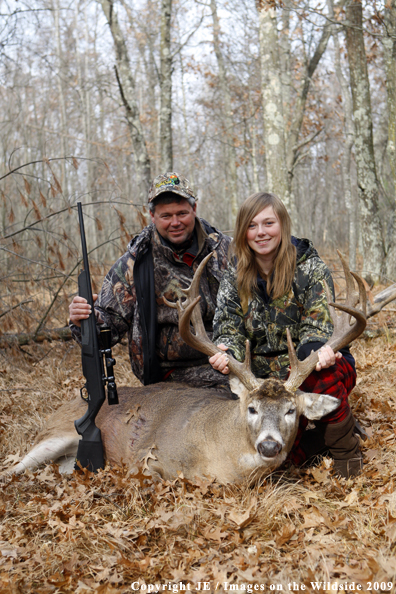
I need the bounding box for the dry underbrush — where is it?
[0,313,396,593]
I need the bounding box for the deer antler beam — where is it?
[284,253,367,393]
[164,252,261,392]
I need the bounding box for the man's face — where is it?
[150,199,197,245]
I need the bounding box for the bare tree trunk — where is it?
[279,1,291,114]
[99,0,151,201]
[345,0,384,281]
[285,23,331,200]
[327,0,357,269]
[249,93,260,193]
[159,0,173,172]
[210,0,238,228]
[383,0,396,280]
[257,3,289,210]
[75,1,97,250]
[384,0,396,195]
[119,0,160,173]
[53,0,68,197]
[179,52,193,183]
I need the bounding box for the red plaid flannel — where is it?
[287,357,357,465]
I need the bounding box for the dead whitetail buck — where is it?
[5,252,369,484]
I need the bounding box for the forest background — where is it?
[1,1,396,590]
[1,0,396,344]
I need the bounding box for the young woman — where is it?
[209,192,362,478]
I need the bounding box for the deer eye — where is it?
[248,406,258,415]
[286,407,296,416]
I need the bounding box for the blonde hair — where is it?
[231,192,296,311]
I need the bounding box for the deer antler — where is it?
[284,250,367,392]
[164,252,262,392]
[165,250,366,395]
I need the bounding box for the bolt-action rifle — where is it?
[74,201,118,472]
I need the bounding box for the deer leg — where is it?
[5,435,79,476]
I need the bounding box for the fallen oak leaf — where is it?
[311,465,331,484]
[385,523,396,542]
[140,445,157,472]
[2,451,22,467]
[275,522,296,547]
[301,508,327,529]
[229,496,257,529]
[336,488,360,508]
[379,492,396,517]
[302,490,320,503]
[228,508,255,529]
[124,404,141,424]
[202,525,228,542]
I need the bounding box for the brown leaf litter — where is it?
[0,313,396,592]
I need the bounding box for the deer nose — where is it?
[257,439,282,458]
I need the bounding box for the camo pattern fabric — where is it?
[213,238,335,380]
[71,218,231,386]
[164,363,232,392]
[147,172,197,203]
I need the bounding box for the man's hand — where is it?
[209,343,230,375]
[315,344,342,371]
[69,294,98,327]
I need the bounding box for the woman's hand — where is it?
[209,343,230,375]
[69,294,98,327]
[315,344,342,371]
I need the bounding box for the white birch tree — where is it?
[159,0,173,172]
[345,0,385,280]
[210,0,239,227]
[327,0,357,269]
[256,1,290,209]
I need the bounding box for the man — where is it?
[69,172,231,388]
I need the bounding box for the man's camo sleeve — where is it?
[94,253,136,346]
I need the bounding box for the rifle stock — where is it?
[74,202,118,472]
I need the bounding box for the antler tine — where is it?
[177,293,261,391]
[351,271,367,317]
[284,253,367,393]
[167,252,261,392]
[337,249,359,308]
[185,252,214,336]
[163,253,213,337]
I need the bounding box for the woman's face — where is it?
[246,205,282,264]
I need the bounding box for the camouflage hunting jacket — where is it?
[71,218,231,385]
[213,238,335,381]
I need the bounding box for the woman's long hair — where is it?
[231,192,296,311]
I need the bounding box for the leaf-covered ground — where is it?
[0,311,396,593]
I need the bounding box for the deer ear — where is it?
[296,391,340,420]
[229,375,248,400]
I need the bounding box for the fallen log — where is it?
[366,284,396,317]
[0,327,72,348]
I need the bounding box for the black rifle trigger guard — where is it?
[80,384,89,402]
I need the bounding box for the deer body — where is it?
[7,380,340,484]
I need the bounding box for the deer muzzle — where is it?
[257,439,283,458]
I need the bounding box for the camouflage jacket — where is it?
[213,238,335,380]
[71,218,231,385]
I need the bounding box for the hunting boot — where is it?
[322,411,363,479]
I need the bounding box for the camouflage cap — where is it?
[147,172,197,203]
